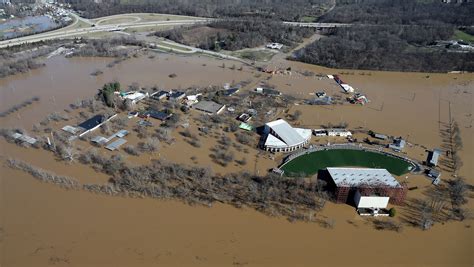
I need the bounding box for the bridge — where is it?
[283,22,349,28]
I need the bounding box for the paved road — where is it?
[0,14,212,48]
[0,10,348,49]
[282,22,348,28]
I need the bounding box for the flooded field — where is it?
[0,53,254,129]
[0,16,59,39]
[1,51,473,266]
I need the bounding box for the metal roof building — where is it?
[326,167,406,205]
[263,119,311,152]
[77,114,117,137]
[145,110,172,121]
[193,101,226,115]
[389,138,406,152]
[427,149,441,166]
[12,133,37,145]
[151,90,168,100]
[105,138,127,151]
[327,167,401,188]
[169,91,186,100]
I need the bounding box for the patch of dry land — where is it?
[0,47,473,266]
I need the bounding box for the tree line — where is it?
[319,0,474,26]
[293,25,474,72]
[153,18,314,51]
[63,0,332,21]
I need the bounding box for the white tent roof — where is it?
[264,134,288,148]
[327,168,401,188]
[265,119,307,147]
[295,128,312,140]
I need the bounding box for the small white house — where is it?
[354,191,390,209]
[185,94,201,106]
[121,91,148,104]
[327,128,352,137]
[354,190,390,217]
[266,43,283,50]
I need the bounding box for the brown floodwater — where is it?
[0,53,254,129]
[1,52,473,266]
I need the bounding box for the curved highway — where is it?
[0,13,212,48]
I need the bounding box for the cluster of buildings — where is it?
[323,167,407,216]
[328,74,355,93]
[313,128,352,137]
[309,91,332,105]
[120,88,227,116]
[61,114,131,151]
[254,87,282,96]
[326,74,370,105]
[62,114,117,138]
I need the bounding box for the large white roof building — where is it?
[327,167,401,188]
[263,119,311,152]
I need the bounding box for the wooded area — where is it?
[153,19,314,51]
[319,0,474,26]
[293,25,474,72]
[64,0,332,21]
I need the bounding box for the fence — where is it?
[278,143,421,173]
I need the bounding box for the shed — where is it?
[91,136,108,145]
[237,113,252,122]
[12,133,37,145]
[62,125,80,135]
[427,149,441,167]
[115,129,129,138]
[374,133,387,140]
[105,138,127,151]
[427,169,441,179]
[151,90,169,100]
[354,190,390,209]
[239,123,253,131]
[389,138,406,152]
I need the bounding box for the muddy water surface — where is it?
[1,53,473,266]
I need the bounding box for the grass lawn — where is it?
[232,49,276,62]
[300,16,316,23]
[281,149,412,177]
[156,41,192,52]
[452,30,474,43]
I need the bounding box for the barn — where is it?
[324,167,407,206]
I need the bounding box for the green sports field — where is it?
[281,149,412,177]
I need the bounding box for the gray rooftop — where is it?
[105,138,127,151]
[193,101,225,114]
[327,167,401,188]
